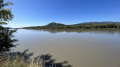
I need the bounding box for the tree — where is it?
[0,0,13,25]
[0,0,16,52]
[0,28,17,52]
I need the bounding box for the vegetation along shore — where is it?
[22,22,120,29]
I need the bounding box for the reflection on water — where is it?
[0,28,72,67]
[14,29,120,67]
[26,28,120,34]
[34,54,72,67]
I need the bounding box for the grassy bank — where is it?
[0,50,72,67]
[1,57,40,67]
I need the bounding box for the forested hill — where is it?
[46,22,65,27]
[23,22,120,29]
[74,22,120,25]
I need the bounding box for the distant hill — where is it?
[74,22,120,25]
[22,22,120,29]
[45,22,65,27]
[45,22,120,26]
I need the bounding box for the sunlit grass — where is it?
[1,57,42,67]
[0,49,71,67]
[0,49,42,67]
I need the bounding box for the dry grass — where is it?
[0,50,71,67]
[0,49,42,67]
[1,57,41,67]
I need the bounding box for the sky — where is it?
[5,0,120,28]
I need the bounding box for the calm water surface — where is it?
[13,29,120,67]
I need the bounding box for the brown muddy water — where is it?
[12,29,120,67]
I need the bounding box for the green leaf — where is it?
[0,22,7,25]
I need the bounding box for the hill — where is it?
[46,22,65,27]
[74,22,120,25]
[22,22,120,29]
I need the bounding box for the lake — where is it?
[13,29,120,67]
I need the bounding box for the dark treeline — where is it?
[23,22,120,29]
[0,28,17,53]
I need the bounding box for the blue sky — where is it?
[6,0,120,28]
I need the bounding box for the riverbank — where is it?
[0,50,72,67]
[22,22,120,29]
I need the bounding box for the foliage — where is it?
[46,22,65,27]
[0,0,13,24]
[0,21,7,25]
[23,22,120,29]
[0,0,15,53]
[0,28,17,52]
